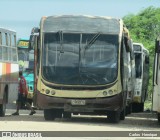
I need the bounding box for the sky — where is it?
[0,0,160,39]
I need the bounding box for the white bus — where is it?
[152,36,160,122]
[0,28,19,116]
[132,43,149,112]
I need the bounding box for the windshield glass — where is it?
[18,48,29,61]
[29,50,34,61]
[135,53,142,78]
[42,32,118,85]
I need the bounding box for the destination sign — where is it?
[18,41,29,47]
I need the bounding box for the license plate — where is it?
[71,100,86,105]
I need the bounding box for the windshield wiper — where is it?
[59,30,64,53]
[84,32,101,51]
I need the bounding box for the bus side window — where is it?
[2,33,6,46]
[2,33,8,61]
[11,34,16,47]
[12,48,17,62]
[8,34,11,61]
[11,34,17,62]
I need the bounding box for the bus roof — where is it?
[133,42,149,54]
[41,15,123,34]
[0,27,16,34]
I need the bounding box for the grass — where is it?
[144,99,152,111]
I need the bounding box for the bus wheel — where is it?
[139,103,144,112]
[44,109,62,120]
[63,112,71,118]
[158,113,160,123]
[0,94,7,117]
[107,111,120,123]
[120,108,126,120]
[126,104,132,115]
[44,109,56,120]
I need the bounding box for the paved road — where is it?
[0,109,159,140]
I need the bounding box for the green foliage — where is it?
[123,6,160,98]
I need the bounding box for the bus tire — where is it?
[63,112,71,118]
[0,93,7,117]
[107,111,120,123]
[44,109,56,121]
[120,108,126,120]
[126,104,132,115]
[139,103,144,112]
[0,104,6,117]
[158,113,160,123]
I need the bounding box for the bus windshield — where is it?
[17,40,29,61]
[42,32,118,85]
[135,53,142,78]
[18,49,29,61]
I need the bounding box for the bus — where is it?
[122,28,135,115]
[0,27,19,116]
[152,36,160,123]
[17,38,29,70]
[29,15,133,123]
[132,43,149,112]
[17,38,34,103]
[126,38,135,115]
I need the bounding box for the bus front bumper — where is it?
[36,91,123,113]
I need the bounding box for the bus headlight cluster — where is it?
[103,90,114,96]
[45,89,56,95]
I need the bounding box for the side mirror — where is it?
[124,37,131,52]
[29,27,39,50]
[29,35,34,50]
[31,27,39,35]
[155,37,160,53]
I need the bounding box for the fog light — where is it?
[45,89,50,94]
[103,91,108,96]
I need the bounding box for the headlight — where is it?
[108,90,113,95]
[51,90,56,95]
[103,91,108,96]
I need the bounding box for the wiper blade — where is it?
[59,30,64,53]
[84,32,101,50]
